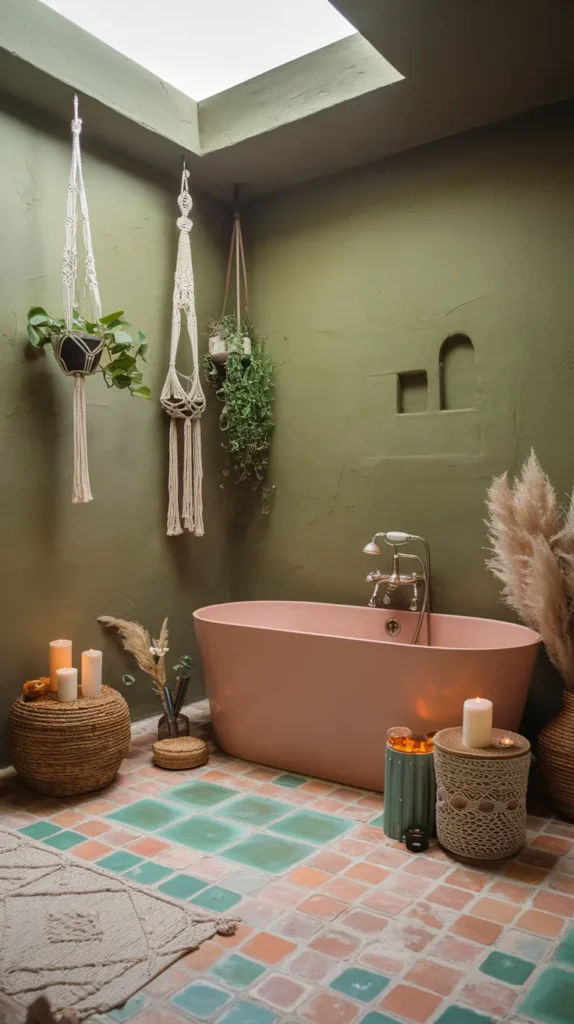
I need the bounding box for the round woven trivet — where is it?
[153,736,209,770]
[9,685,131,797]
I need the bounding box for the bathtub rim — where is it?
[193,600,541,653]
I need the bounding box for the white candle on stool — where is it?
[82,649,102,697]
[56,667,78,703]
[463,697,493,748]
[49,639,72,692]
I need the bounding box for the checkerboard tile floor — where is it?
[2,724,574,1024]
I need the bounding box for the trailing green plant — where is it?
[26,307,150,398]
[204,317,274,492]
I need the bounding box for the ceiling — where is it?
[2,0,574,201]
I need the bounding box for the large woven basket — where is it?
[10,686,131,797]
[538,691,574,820]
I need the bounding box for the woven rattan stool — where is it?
[433,727,531,861]
[153,736,209,770]
[9,685,131,797]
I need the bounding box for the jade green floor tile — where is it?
[554,926,574,967]
[361,1014,402,1024]
[217,795,293,828]
[43,830,84,850]
[123,861,174,885]
[107,993,149,1021]
[218,1002,277,1024]
[269,808,352,844]
[222,833,314,872]
[163,780,236,810]
[520,966,574,1024]
[191,885,242,912]
[158,873,207,899]
[273,774,306,789]
[171,981,231,1020]
[436,1010,493,1024]
[159,815,246,853]
[370,814,385,828]
[480,950,534,985]
[96,851,143,873]
[330,967,390,1003]
[106,798,186,832]
[210,953,266,989]
[19,821,61,839]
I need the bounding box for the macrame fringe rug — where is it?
[0,826,238,1024]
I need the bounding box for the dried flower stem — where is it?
[98,615,170,700]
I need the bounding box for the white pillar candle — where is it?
[56,667,78,703]
[82,649,102,697]
[463,697,493,748]
[49,639,72,693]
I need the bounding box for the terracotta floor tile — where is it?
[309,851,352,874]
[242,931,297,964]
[356,795,385,810]
[154,847,203,869]
[72,840,113,861]
[533,889,574,917]
[310,929,362,959]
[460,979,518,1017]
[366,845,413,869]
[312,798,350,815]
[101,827,140,847]
[427,884,473,911]
[289,866,332,889]
[244,767,279,782]
[331,838,374,858]
[213,922,253,948]
[273,911,322,942]
[530,834,572,856]
[181,940,223,970]
[301,991,360,1024]
[339,907,390,935]
[254,972,308,1009]
[80,798,118,815]
[519,847,559,869]
[73,819,112,837]
[450,914,503,945]
[300,781,334,796]
[361,889,412,916]
[383,873,431,899]
[403,858,450,880]
[345,862,389,885]
[408,901,454,931]
[353,825,388,843]
[515,908,565,936]
[322,876,367,902]
[544,820,574,839]
[550,873,574,895]
[359,944,410,976]
[380,983,442,1023]
[126,836,170,857]
[429,935,483,966]
[298,893,348,921]
[259,883,303,908]
[446,868,489,892]
[288,946,337,978]
[470,896,518,924]
[405,958,463,996]
[331,788,362,803]
[144,963,193,997]
[488,879,532,903]
[191,856,233,881]
[238,898,281,928]
[378,920,435,953]
[504,861,548,886]
[49,810,85,827]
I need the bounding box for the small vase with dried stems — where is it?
[98,616,191,739]
[486,451,574,818]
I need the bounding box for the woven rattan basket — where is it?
[10,685,131,796]
[153,736,209,770]
[538,691,574,820]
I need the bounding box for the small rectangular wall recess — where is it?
[397,370,428,414]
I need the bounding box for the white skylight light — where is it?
[39,0,356,101]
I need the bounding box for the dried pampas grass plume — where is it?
[485,450,574,688]
[98,614,169,696]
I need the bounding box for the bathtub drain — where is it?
[385,618,401,637]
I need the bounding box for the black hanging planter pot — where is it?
[52,333,104,376]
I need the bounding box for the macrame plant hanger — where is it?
[222,185,250,341]
[160,164,206,537]
[60,94,103,503]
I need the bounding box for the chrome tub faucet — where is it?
[363,531,432,645]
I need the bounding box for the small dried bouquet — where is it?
[98,615,192,735]
[485,450,574,688]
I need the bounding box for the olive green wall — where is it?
[0,96,230,761]
[236,102,574,638]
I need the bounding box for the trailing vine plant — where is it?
[204,314,274,502]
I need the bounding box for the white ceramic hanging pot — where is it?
[208,334,228,364]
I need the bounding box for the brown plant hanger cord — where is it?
[205,186,275,506]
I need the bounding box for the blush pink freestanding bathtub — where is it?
[193,601,540,792]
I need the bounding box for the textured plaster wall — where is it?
[236,103,574,671]
[0,96,230,762]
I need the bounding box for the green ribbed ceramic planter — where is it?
[383,742,436,841]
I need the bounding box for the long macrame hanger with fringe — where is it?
[160,162,206,536]
[222,185,250,330]
[62,94,103,503]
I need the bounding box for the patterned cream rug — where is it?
[0,826,238,1024]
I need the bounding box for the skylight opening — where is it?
[39,0,356,101]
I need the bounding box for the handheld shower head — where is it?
[363,531,411,555]
[362,540,381,555]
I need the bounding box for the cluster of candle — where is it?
[49,639,102,703]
